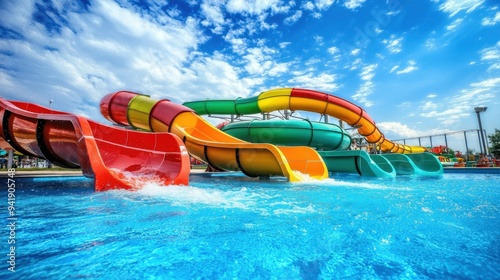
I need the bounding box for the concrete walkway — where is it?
[0,168,208,178]
[0,170,84,178]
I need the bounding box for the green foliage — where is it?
[488,129,500,158]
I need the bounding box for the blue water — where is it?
[1,173,499,279]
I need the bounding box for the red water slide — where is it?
[0,98,190,190]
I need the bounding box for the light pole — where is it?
[49,99,53,108]
[474,106,487,155]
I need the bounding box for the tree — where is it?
[488,129,500,158]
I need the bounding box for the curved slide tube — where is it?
[184,88,427,154]
[100,91,328,182]
[221,119,352,150]
[0,98,190,191]
[382,153,443,176]
[318,150,397,178]
[220,120,402,178]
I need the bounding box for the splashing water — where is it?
[3,173,499,279]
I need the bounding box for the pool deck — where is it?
[443,167,500,174]
[1,167,498,178]
[0,168,207,178]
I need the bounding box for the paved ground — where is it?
[0,168,207,178]
[0,170,84,178]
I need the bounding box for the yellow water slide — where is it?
[258,88,427,153]
[184,88,427,153]
[100,91,328,182]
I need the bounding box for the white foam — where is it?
[136,182,256,209]
[273,204,316,215]
[293,177,413,191]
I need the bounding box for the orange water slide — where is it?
[100,91,328,182]
[258,88,427,153]
[0,98,190,190]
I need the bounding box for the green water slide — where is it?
[184,99,397,178]
[221,119,351,150]
[220,120,400,178]
[382,153,443,176]
[184,97,442,178]
[183,96,261,115]
[318,150,396,178]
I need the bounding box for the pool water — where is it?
[1,173,499,279]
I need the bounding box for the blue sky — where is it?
[1,0,499,153]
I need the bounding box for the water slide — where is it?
[0,98,190,191]
[218,119,399,177]
[183,88,443,176]
[382,153,443,176]
[99,91,329,182]
[318,150,396,178]
[220,119,352,150]
[184,88,426,153]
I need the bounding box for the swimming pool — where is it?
[1,173,499,279]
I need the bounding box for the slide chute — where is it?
[100,91,329,182]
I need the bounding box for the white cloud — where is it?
[470,77,500,88]
[243,47,275,75]
[284,10,303,25]
[303,2,315,10]
[480,41,500,60]
[200,2,227,34]
[268,63,290,76]
[343,0,367,10]
[389,65,399,73]
[446,18,463,31]
[347,58,362,71]
[327,46,341,62]
[417,76,497,126]
[425,38,437,50]
[350,48,361,56]
[0,0,272,120]
[420,101,438,111]
[288,72,338,92]
[314,35,324,46]
[327,46,339,54]
[482,11,500,26]
[438,0,485,17]
[480,41,500,71]
[279,42,291,48]
[360,64,377,80]
[396,60,418,74]
[382,35,403,54]
[300,0,334,18]
[226,0,290,15]
[315,0,335,11]
[377,122,424,138]
[352,64,377,107]
[183,56,260,100]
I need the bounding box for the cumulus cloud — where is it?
[382,35,403,54]
[396,60,418,74]
[343,0,367,10]
[438,0,485,17]
[0,0,272,120]
[481,11,500,25]
[376,122,424,138]
[446,18,463,31]
[328,46,340,54]
[352,64,378,107]
[480,41,500,71]
[418,77,497,126]
[287,72,339,92]
[389,60,418,74]
[284,10,303,25]
[226,0,290,15]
